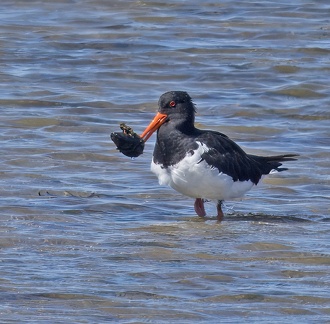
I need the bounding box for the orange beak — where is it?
[140,112,167,142]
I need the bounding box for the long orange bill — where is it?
[140,112,167,142]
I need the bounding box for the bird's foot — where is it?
[194,198,206,217]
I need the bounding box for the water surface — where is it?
[0,0,329,322]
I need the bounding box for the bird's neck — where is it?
[153,119,198,167]
[169,116,196,135]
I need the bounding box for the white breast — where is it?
[151,142,255,201]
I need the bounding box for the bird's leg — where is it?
[216,200,224,222]
[194,198,206,217]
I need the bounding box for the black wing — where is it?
[196,131,266,184]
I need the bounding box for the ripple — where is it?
[271,86,327,98]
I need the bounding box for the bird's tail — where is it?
[249,153,299,174]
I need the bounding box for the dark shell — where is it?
[110,123,145,158]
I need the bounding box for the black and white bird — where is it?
[140,91,298,221]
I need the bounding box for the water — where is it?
[0,0,329,322]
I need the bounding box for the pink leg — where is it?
[217,201,224,222]
[194,198,206,217]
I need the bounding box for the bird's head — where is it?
[141,91,196,142]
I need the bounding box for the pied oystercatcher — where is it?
[140,91,298,221]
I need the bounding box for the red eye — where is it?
[169,101,176,107]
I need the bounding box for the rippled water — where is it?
[1,0,329,322]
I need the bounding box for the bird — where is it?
[140,91,298,221]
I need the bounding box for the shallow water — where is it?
[0,0,329,322]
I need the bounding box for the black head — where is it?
[158,91,196,122]
[141,91,196,142]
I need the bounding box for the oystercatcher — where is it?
[140,91,298,221]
